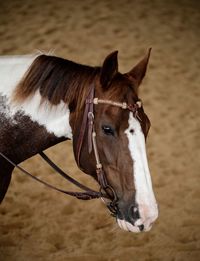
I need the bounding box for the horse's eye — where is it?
[102,125,115,136]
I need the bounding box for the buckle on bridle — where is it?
[88,111,94,121]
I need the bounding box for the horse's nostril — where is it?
[133,208,140,219]
[138,224,144,231]
[128,205,140,221]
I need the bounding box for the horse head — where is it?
[71,50,158,232]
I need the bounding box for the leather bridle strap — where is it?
[93,97,142,119]
[75,84,142,214]
[0,151,103,200]
[39,151,95,192]
[76,83,95,166]
[75,84,111,189]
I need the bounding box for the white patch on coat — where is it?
[124,113,158,232]
[0,55,72,138]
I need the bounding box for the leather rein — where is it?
[0,83,141,216]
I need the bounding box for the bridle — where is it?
[75,83,142,215]
[0,83,142,217]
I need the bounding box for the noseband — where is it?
[76,83,142,216]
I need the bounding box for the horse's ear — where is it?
[126,48,151,91]
[100,50,118,89]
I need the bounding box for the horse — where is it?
[0,50,158,233]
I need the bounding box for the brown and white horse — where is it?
[0,50,158,232]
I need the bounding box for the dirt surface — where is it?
[0,0,200,260]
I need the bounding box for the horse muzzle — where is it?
[116,202,159,233]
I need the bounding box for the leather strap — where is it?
[40,151,99,193]
[75,83,95,166]
[0,152,103,200]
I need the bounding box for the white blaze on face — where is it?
[123,112,158,232]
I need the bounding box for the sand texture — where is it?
[0,0,200,260]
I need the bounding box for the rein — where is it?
[0,151,103,200]
[0,83,142,216]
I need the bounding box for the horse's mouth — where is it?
[117,218,152,233]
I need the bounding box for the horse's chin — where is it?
[117,218,152,233]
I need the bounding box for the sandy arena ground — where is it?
[0,0,200,260]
